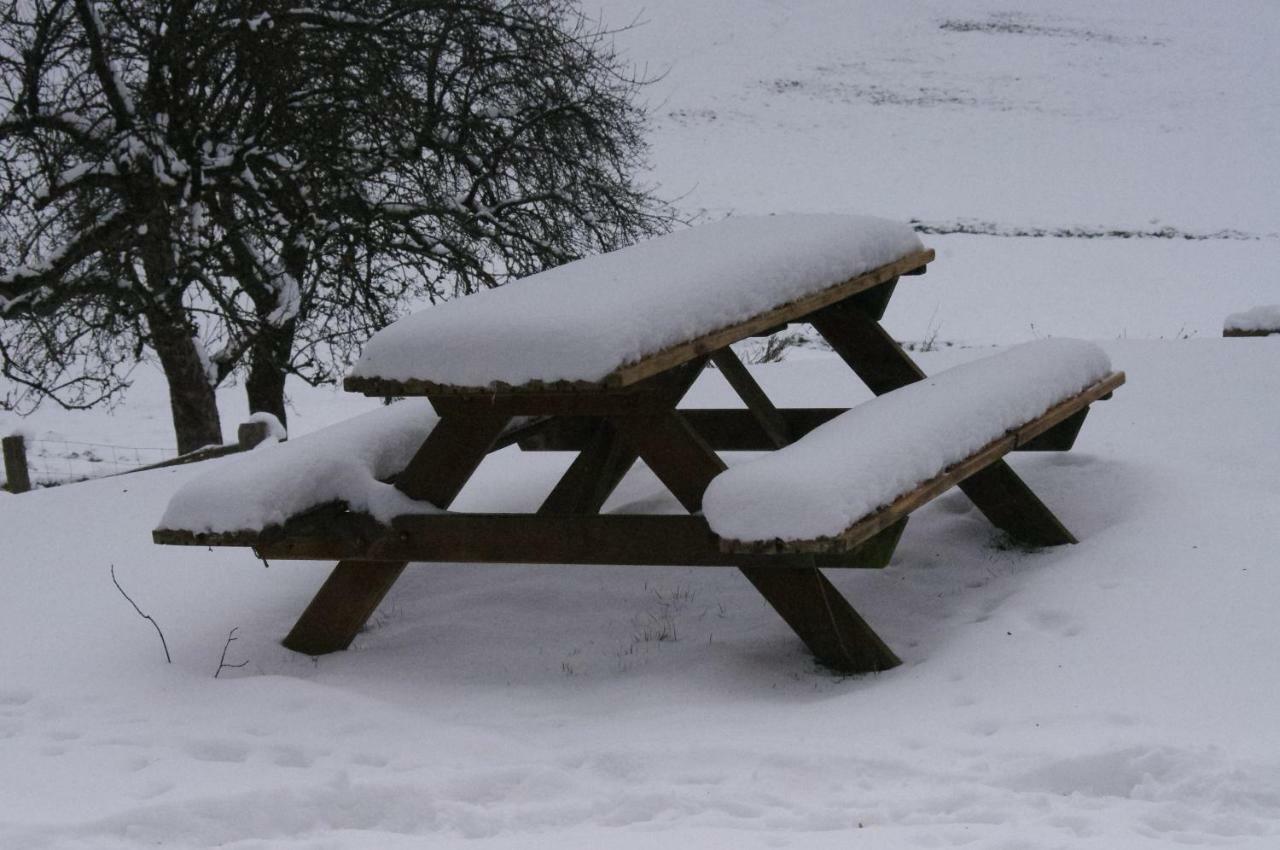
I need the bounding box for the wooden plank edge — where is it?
[155,511,902,569]
[341,249,935,397]
[1223,328,1280,338]
[604,249,935,388]
[718,372,1125,556]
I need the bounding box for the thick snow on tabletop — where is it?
[349,214,924,387]
[157,400,439,534]
[704,339,1113,543]
[1225,304,1280,333]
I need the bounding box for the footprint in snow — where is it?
[0,688,34,707]
[269,745,316,768]
[184,739,251,763]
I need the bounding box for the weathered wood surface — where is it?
[718,372,1125,554]
[343,249,934,398]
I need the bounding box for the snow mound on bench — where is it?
[1224,305,1280,333]
[703,339,1113,543]
[157,400,440,534]
[350,214,924,388]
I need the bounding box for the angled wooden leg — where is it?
[739,567,900,673]
[281,561,409,656]
[611,402,901,674]
[809,298,926,393]
[609,411,724,513]
[538,419,637,515]
[1018,407,1089,451]
[849,276,899,321]
[283,412,510,655]
[709,348,790,448]
[811,299,1077,546]
[958,462,1076,546]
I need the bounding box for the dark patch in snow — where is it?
[764,77,986,110]
[939,15,1163,47]
[910,219,1274,241]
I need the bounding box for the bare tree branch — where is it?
[110,563,171,664]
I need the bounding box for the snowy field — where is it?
[3,1,1280,847]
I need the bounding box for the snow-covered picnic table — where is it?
[155,214,1124,674]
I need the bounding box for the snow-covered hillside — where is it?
[2,1,1279,848]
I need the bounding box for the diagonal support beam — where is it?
[537,419,637,515]
[710,348,790,448]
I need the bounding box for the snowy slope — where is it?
[3,1,1280,847]
[3,340,1280,849]
[590,0,1280,344]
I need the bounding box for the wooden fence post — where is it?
[2,435,32,493]
[237,421,271,450]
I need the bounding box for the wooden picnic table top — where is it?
[345,214,931,396]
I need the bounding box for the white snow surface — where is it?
[1225,304,1280,333]
[4,1,1280,847]
[158,400,439,533]
[5,340,1280,850]
[704,339,1112,542]
[350,214,923,387]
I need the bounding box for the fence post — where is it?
[237,421,271,450]
[2,435,32,493]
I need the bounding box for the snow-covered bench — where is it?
[154,213,1124,675]
[704,339,1123,550]
[1223,306,1280,337]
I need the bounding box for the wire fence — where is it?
[25,438,179,487]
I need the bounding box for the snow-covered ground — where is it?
[3,1,1279,847]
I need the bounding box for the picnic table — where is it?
[155,215,1124,674]
[1223,305,1280,337]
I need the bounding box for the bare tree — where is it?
[1,0,672,446]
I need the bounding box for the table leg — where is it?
[739,567,900,673]
[610,404,902,674]
[282,412,510,655]
[538,420,636,515]
[810,299,1076,547]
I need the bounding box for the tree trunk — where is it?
[245,317,295,430]
[138,220,224,454]
[148,313,224,454]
